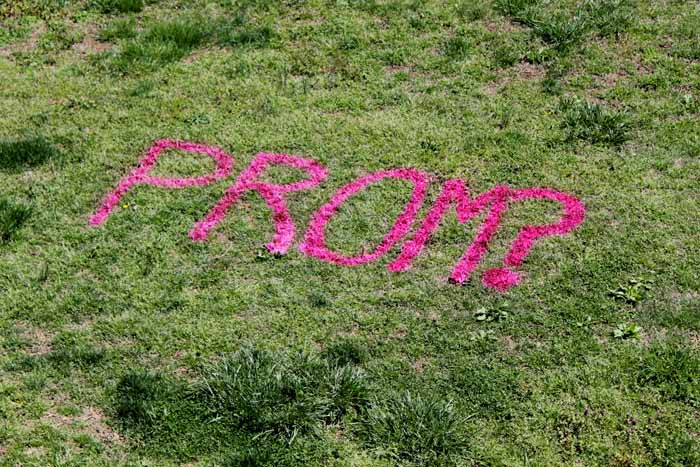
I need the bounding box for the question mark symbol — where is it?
[481,188,586,292]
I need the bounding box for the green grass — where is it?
[215,19,274,48]
[357,392,467,465]
[112,347,370,462]
[0,136,59,172]
[0,198,32,243]
[97,17,138,42]
[494,0,636,59]
[94,0,145,14]
[0,0,699,465]
[96,13,274,73]
[560,98,630,145]
[634,341,700,403]
[103,17,211,72]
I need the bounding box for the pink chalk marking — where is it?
[387,180,512,284]
[90,139,586,292]
[481,187,586,291]
[388,182,586,291]
[89,139,234,226]
[299,168,430,265]
[481,267,520,292]
[189,153,328,254]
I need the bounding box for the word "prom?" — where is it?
[90,139,586,292]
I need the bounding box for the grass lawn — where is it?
[1,0,699,465]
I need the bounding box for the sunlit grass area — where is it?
[1,0,699,465]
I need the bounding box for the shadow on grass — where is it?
[95,13,274,74]
[0,136,60,172]
[93,0,145,14]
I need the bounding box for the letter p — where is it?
[89,139,234,226]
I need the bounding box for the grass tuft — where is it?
[113,347,369,461]
[672,40,700,61]
[442,36,470,59]
[218,443,276,467]
[115,371,178,427]
[451,366,524,417]
[107,17,210,72]
[357,391,467,465]
[321,338,369,366]
[456,2,487,21]
[582,0,636,38]
[127,79,156,97]
[116,40,186,68]
[198,348,368,435]
[144,18,210,50]
[494,0,635,53]
[98,17,138,42]
[493,0,538,17]
[94,0,145,14]
[215,20,274,48]
[528,13,590,51]
[102,13,275,72]
[0,198,31,243]
[47,334,106,370]
[560,98,629,145]
[634,342,700,403]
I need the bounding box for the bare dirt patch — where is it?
[502,335,518,355]
[485,61,546,96]
[72,36,112,54]
[66,318,95,332]
[386,65,411,74]
[600,71,627,88]
[640,327,668,347]
[482,19,526,34]
[390,327,408,340]
[24,446,48,457]
[40,403,123,446]
[14,321,53,356]
[515,62,546,80]
[71,24,112,55]
[184,49,207,64]
[412,357,428,373]
[28,329,53,356]
[0,23,46,58]
[484,80,501,97]
[338,322,361,338]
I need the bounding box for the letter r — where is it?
[189,153,328,254]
